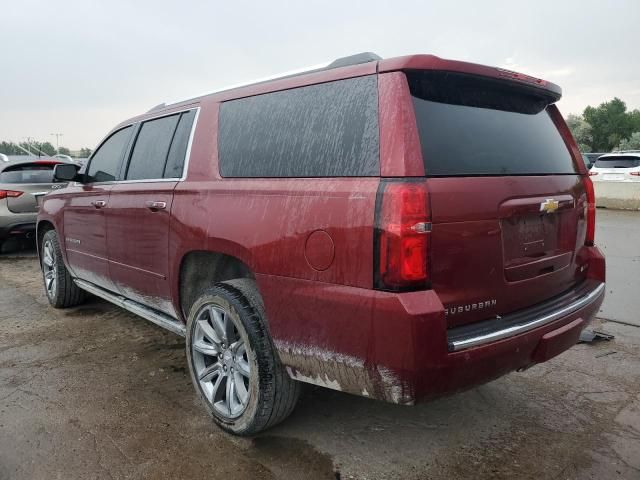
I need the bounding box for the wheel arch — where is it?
[36,220,56,262]
[177,250,256,320]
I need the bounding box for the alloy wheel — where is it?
[191,304,251,419]
[42,240,57,298]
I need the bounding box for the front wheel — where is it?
[41,229,85,308]
[185,279,300,435]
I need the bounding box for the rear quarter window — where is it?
[407,71,577,176]
[218,75,379,177]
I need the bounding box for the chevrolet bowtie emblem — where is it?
[540,198,560,213]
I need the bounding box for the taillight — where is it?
[630,172,640,176]
[374,181,430,291]
[584,176,596,246]
[0,190,23,200]
[589,171,598,176]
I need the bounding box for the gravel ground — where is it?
[0,209,639,479]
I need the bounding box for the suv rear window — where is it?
[407,71,577,176]
[219,75,379,177]
[594,156,640,168]
[0,163,56,183]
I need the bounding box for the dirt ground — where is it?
[1,209,639,480]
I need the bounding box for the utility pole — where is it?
[50,133,63,153]
[22,137,34,156]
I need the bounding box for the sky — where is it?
[1,0,639,150]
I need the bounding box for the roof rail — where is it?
[326,52,382,69]
[147,103,166,113]
[158,52,382,110]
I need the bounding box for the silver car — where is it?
[0,159,66,250]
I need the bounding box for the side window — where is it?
[126,114,180,180]
[164,110,196,178]
[218,75,379,177]
[86,126,133,183]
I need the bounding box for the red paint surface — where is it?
[38,53,606,403]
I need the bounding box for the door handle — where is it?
[145,201,167,211]
[91,200,107,208]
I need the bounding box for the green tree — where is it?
[38,141,56,156]
[79,148,93,157]
[583,98,634,151]
[58,146,71,156]
[629,109,640,133]
[0,141,20,155]
[565,114,593,152]
[617,132,640,151]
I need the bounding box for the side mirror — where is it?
[54,163,81,182]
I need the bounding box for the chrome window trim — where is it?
[81,106,200,187]
[449,282,605,352]
[179,106,200,182]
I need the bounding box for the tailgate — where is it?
[0,162,63,213]
[4,183,54,213]
[428,176,588,327]
[406,70,588,327]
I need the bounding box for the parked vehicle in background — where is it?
[0,159,65,250]
[37,52,606,436]
[583,152,606,169]
[589,151,640,182]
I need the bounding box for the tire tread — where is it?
[42,229,85,308]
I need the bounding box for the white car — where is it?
[590,151,640,182]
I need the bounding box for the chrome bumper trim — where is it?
[450,282,605,352]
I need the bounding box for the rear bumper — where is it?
[447,281,605,352]
[259,246,606,405]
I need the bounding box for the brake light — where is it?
[630,172,640,176]
[584,176,596,246]
[589,171,598,176]
[375,181,430,291]
[0,190,23,200]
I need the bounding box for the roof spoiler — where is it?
[379,54,562,103]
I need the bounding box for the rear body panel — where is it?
[1,172,65,239]
[429,175,588,327]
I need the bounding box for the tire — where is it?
[185,279,300,436]
[41,229,85,308]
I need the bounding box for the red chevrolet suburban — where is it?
[38,52,606,435]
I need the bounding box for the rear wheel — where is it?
[185,279,300,435]
[41,229,85,308]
